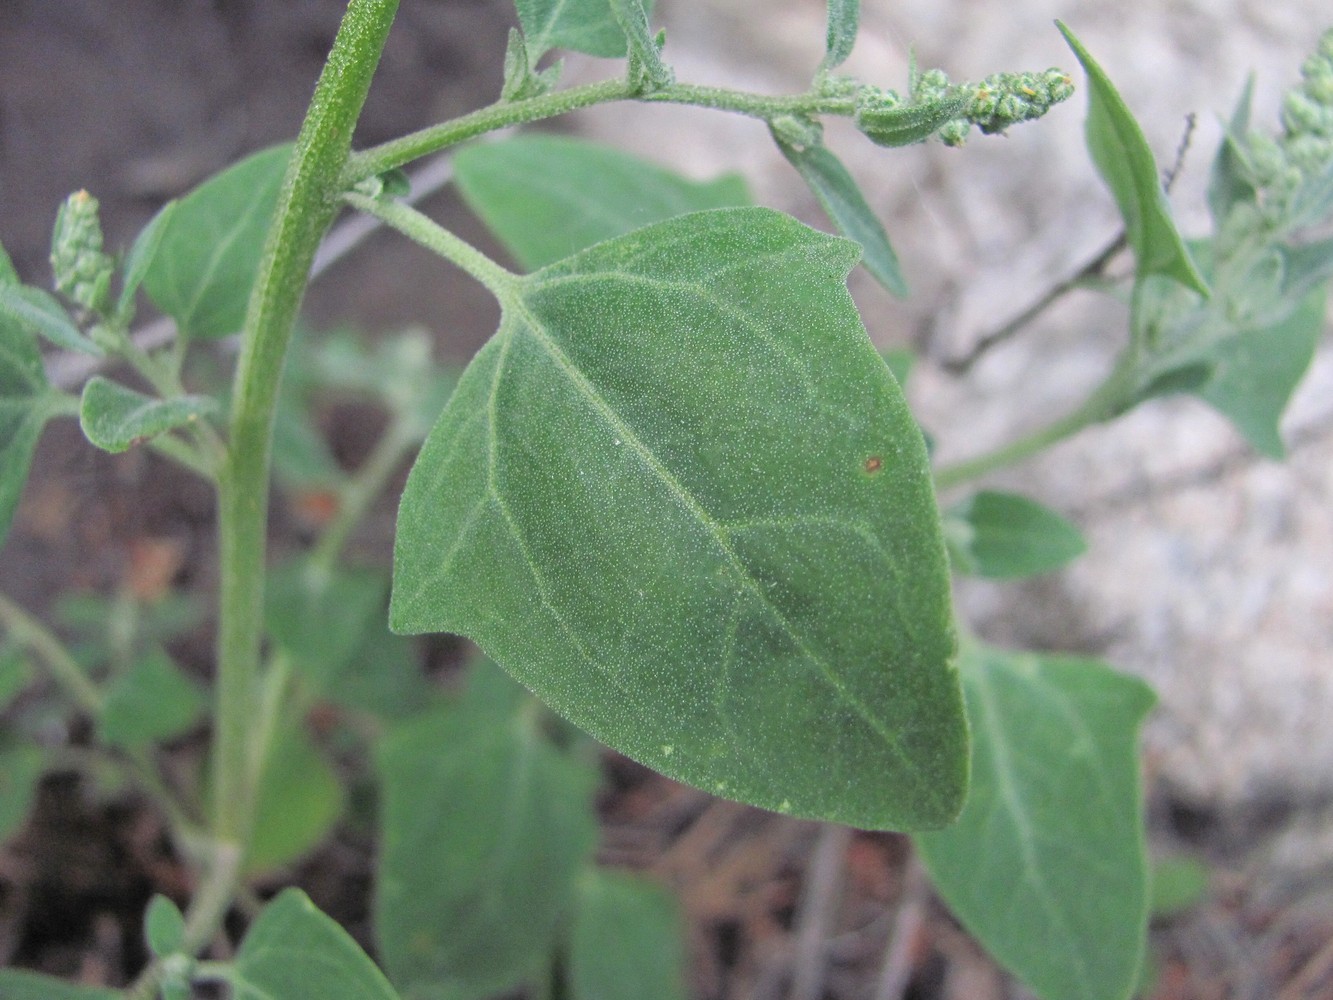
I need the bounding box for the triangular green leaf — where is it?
[142,145,291,338]
[0,970,122,1000]
[915,646,1155,1000]
[1195,285,1324,458]
[78,376,217,454]
[391,207,964,830]
[1058,23,1208,296]
[99,649,206,748]
[516,0,653,60]
[233,889,402,1000]
[0,239,17,285]
[0,317,66,550]
[455,135,749,272]
[821,0,860,71]
[775,137,908,297]
[567,869,688,1000]
[375,662,598,999]
[265,561,388,685]
[945,490,1086,579]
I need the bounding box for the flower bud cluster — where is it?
[849,66,1073,149]
[1242,28,1333,229]
[50,190,114,315]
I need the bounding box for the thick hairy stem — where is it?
[212,0,399,857]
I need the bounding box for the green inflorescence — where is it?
[50,190,115,315]
[1228,28,1333,237]
[851,66,1074,149]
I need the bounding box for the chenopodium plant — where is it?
[0,0,1329,998]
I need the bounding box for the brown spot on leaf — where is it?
[864,456,883,474]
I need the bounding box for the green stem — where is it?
[343,192,517,299]
[213,0,399,855]
[0,591,103,715]
[345,78,633,183]
[308,413,420,575]
[933,363,1137,492]
[344,79,849,183]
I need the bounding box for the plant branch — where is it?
[344,79,853,183]
[933,360,1138,491]
[343,191,517,299]
[213,0,399,855]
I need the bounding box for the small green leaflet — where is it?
[144,894,188,957]
[142,144,291,338]
[568,869,688,1000]
[0,238,16,285]
[945,490,1086,579]
[78,376,217,454]
[774,136,908,297]
[611,0,671,92]
[0,314,71,549]
[821,0,859,71]
[392,207,965,830]
[455,134,750,271]
[375,663,598,999]
[516,0,654,60]
[99,649,206,748]
[1196,286,1324,459]
[915,646,1155,1000]
[232,889,402,1000]
[1057,23,1207,296]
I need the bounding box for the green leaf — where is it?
[568,869,688,1000]
[246,723,344,875]
[78,376,217,454]
[0,970,123,1000]
[0,284,102,355]
[1207,77,1257,227]
[142,145,291,338]
[821,0,859,70]
[265,561,388,686]
[375,662,599,999]
[1195,286,1324,459]
[455,135,750,272]
[1280,234,1333,302]
[118,200,179,317]
[0,317,66,550]
[233,888,402,1000]
[775,137,908,296]
[391,207,964,831]
[1057,23,1208,296]
[945,491,1086,579]
[915,646,1155,1000]
[99,650,206,748]
[516,0,653,60]
[0,743,45,842]
[144,894,187,957]
[265,561,431,719]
